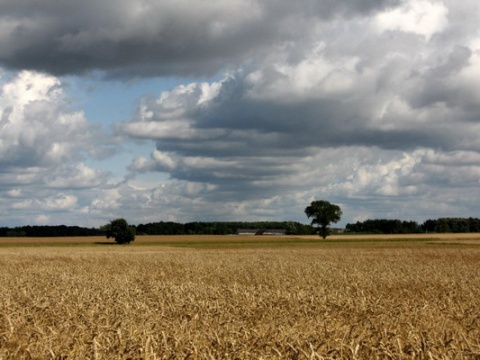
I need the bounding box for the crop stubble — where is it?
[0,240,479,359]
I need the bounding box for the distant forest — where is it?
[346,218,480,234]
[1,217,479,237]
[0,221,314,237]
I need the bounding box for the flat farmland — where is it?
[1,235,479,359]
[2,232,480,247]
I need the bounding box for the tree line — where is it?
[0,221,315,237]
[2,217,480,237]
[135,221,315,235]
[0,225,102,237]
[345,217,480,234]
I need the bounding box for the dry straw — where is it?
[0,242,479,359]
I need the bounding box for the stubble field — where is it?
[0,234,479,359]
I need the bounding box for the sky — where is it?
[1,0,479,228]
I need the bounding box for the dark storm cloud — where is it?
[0,0,399,77]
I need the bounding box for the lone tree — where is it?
[105,218,136,244]
[305,200,342,239]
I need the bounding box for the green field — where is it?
[1,234,479,359]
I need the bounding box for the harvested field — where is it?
[1,236,479,359]
[1,232,480,247]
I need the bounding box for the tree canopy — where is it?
[105,218,136,244]
[305,200,342,239]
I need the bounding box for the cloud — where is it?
[0,0,399,77]
[116,0,480,223]
[1,0,480,227]
[0,71,102,166]
[0,70,115,226]
[374,0,449,39]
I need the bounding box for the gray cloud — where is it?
[116,0,480,223]
[0,0,399,77]
[2,0,480,226]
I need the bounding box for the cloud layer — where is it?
[116,0,480,223]
[0,0,399,77]
[1,0,480,226]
